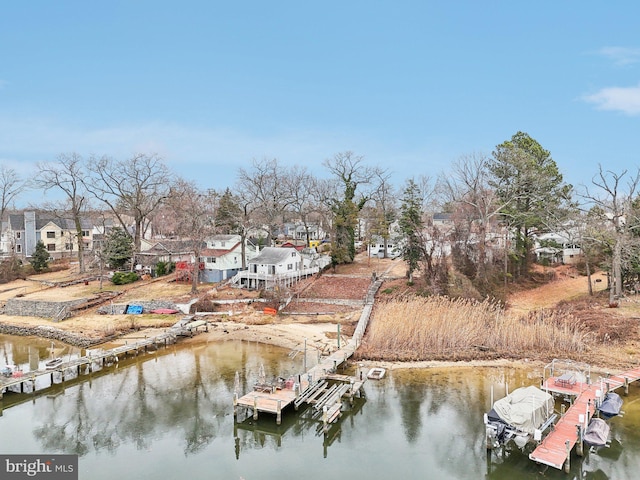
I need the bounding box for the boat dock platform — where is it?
[529,361,640,472]
[234,278,382,428]
[0,319,207,399]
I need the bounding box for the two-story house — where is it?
[199,234,259,282]
[2,211,93,259]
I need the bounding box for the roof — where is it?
[141,240,206,255]
[249,247,297,265]
[7,212,93,231]
[200,242,241,257]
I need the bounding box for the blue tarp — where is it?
[126,305,143,314]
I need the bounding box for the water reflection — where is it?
[1,334,640,480]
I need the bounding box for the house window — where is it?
[234,256,237,263]
[46,231,56,239]
[82,230,89,237]
[221,241,225,247]
[287,263,293,270]
[291,252,296,257]
[47,244,56,252]
[16,245,22,253]
[16,232,21,239]
[83,242,90,249]
[65,243,73,250]
[208,257,216,263]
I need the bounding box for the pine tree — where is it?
[399,179,424,283]
[30,241,50,273]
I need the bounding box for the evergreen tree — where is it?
[399,179,424,282]
[30,241,50,273]
[215,187,242,234]
[488,131,572,278]
[103,227,133,270]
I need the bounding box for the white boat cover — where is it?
[492,386,554,434]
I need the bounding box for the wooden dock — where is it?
[0,320,206,399]
[234,278,383,427]
[529,364,640,472]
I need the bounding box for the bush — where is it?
[111,271,140,285]
[155,261,175,277]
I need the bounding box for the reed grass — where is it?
[362,297,589,361]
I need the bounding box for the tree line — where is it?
[1,131,639,300]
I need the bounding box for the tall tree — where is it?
[34,153,89,273]
[167,180,218,293]
[285,166,324,247]
[0,165,27,224]
[215,188,242,235]
[323,152,378,266]
[441,153,514,286]
[237,158,292,245]
[398,179,424,282]
[102,227,134,270]
[579,166,640,304]
[368,169,397,258]
[488,132,572,278]
[86,153,171,261]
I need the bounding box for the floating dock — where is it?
[529,360,640,472]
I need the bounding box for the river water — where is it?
[1,334,639,480]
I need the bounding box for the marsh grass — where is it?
[361,297,590,361]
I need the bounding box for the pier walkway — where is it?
[529,364,640,472]
[0,319,206,399]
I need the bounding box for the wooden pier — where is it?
[529,363,640,472]
[0,319,206,400]
[234,278,382,428]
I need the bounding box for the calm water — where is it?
[1,334,639,480]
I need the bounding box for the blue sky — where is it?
[2,1,639,206]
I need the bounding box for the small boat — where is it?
[45,358,63,370]
[598,392,623,419]
[1,365,14,377]
[583,417,610,447]
[367,367,386,380]
[485,385,556,451]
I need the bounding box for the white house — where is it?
[231,246,324,290]
[535,232,582,265]
[199,234,259,282]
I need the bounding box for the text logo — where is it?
[0,455,78,479]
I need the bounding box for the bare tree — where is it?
[237,158,293,246]
[284,166,325,247]
[440,153,514,285]
[34,153,89,273]
[0,165,27,223]
[86,153,171,262]
[579,165,640,304]
[167,180,217,293]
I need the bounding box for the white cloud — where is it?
[583,83,640,115]
[596,46,640,66]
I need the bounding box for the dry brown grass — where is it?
[359,297,589,361]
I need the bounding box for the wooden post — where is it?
[561,404,566,416]
[276,400,282,425]
[233,393,238,419]
[624,377,629,396]
[322,406,328,433]
[253,396,258,420]
[564,440,571,473]
[576,424,584,456]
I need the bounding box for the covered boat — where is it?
[598,392,623,419]
[583,418,610,447]
[485,386,556,450]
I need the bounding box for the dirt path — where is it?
[507,269,608,315]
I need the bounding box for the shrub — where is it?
[111,271,140,285]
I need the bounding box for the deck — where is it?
[529,364,640,471]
